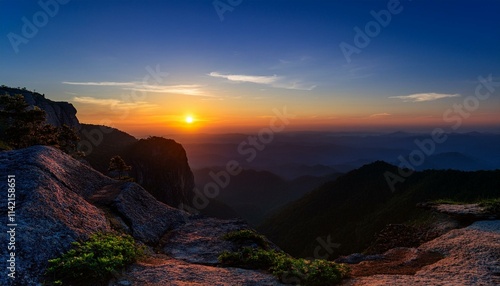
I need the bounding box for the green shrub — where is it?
[272,256,349,286]
[219,247,282,270]
[479,198,500,214]
[223,229,270,249]
[218,247,349,285]
[45,233,144,285]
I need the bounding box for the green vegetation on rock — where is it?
[219,230,349,285]
[45,233,144,285]
[0,94,80,156]
[223,229,270,249]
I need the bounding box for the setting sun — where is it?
[185,116,194,124]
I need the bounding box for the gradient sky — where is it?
[1,0,499,136]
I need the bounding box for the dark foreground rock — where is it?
[0,146,282,285]
[90,182,185,245]
[418,202,498,220]
[0,146,112,285]
[115,254,285,286]
[342,220,500,285]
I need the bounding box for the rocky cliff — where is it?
[0,146,281,285]
[78,128,196,210]
[0,86,80,128]
[123,136,195,208]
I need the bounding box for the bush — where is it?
[272,255,349,286]
[479,198,500,214]
[218,247,349,285]
[45,233,144,285]
[219,247,282,270]
[223,229,270,249]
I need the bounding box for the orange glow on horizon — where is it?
[73,100,500,138]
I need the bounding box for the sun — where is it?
[185,116,194,124]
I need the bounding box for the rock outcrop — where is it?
[0,146,185,285]
[0,146,113,285]
[80,132,196,210]
[418,202,499,220]
[342,220,500,285]
[0,146,282,285]
[0,86,80,128]
[124,136,195,208]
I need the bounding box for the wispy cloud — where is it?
[370,113,391,117]
[73,97,119,106]
[72,96,157,110]
[209,72,280,84]
[389,93,460,102]
[124,84,207,96]
[209,72,316,91]
[62,81,135,86]
[272,81,317,91]
[63,81,207,96]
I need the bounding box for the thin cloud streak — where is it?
[389,93,460,102]
[209,72,315,91]
[124,84,208,96]
[370,113,391,117]
[273,81,317,91]
[62,81,135,86]
[209,72,280,84]
[72,96,157,110]
[63,81,207,96]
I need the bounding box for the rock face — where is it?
[119,256,286,286]
[124,137,195,208]
[418,202,498,220]
[163,218,250,265]
[0,146,112,285]
[89,182,185,245]
[0,86,80,128]
[0,146,185,285]
[342,220,500,285]
[0,146,282,285]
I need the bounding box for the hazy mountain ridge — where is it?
[259,161,500,257]
[182,132,500,179]
[194,168,342,225]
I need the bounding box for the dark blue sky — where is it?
[1,0,499,134]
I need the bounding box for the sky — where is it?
[1,0,500,136]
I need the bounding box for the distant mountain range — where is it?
[258,161,500,257]
[193,168,342,225]
[182,131,500,180]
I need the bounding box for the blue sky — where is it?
[1,0,499,135]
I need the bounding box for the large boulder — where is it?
[89,182,185,245]
[0,146,111,285]
[0,146,186,285]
